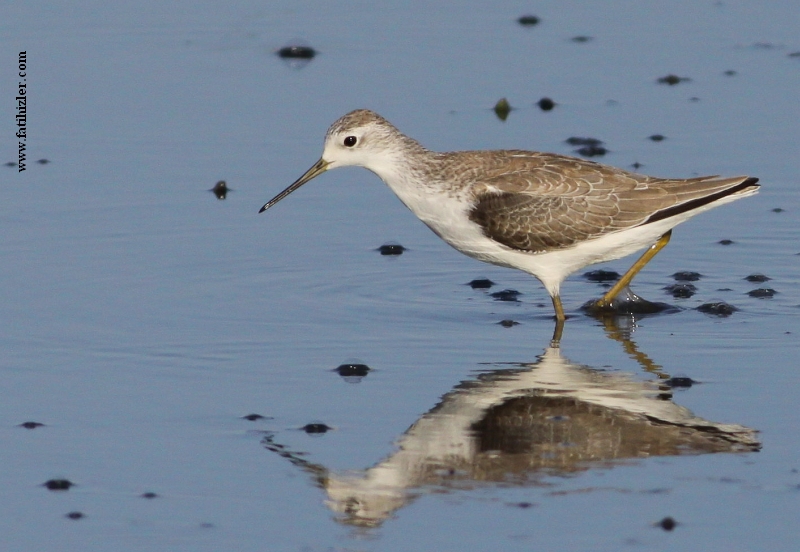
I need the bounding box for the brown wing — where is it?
[469,191,652,251]
[463,152,758,252]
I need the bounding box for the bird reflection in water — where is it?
[262,316,759,527]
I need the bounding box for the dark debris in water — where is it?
[696,302,738,316]
[44,479,74,491]
[334,363,371,382]
[498,319,519,327]
[517,15,540,26]
[141,492,159,499]
[493,98,512,121]
[657,74,691,85]
[582,294,674,316]
[468,278,495,289]
[242,413,269,421]
[378,244,406,255]
[210,180,230,200]
[302,423,332,434]
[663,283,697,298]
[723,70,738,76]
[65,511,85,520]
[583,269,620,282]
[665,376,697,388]
[656,516,678,531]
[744,273,771,283]
[748,288,776,298]
[566,137,608,157]
[537,97,556,111]
[575,144,608,157]
[277,45,316,59]
[571,36,593,43]
[648,134,666,142]
[19,421,45,429]
[772,207,785,213]
[565,137,603,147]
[491,289,522,302]
[672,271,702,282]
[718,239,735,246]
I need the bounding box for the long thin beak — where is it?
[259,158,330,213]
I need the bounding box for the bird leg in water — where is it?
[595,230,672,309]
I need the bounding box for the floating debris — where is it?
[748,288,776,298]
[723,70,738,76]
[772,207,785,213]
[536,97,555,111]
[656,516,678,531]
[517,15,540,26]
[631,162,644,170]
[571,36,593,43]
[378,243,406,255]
[575,145,608,157]
[242,413,268,421]
[493,98,512,121]
[276,44,317,68]
[43,479,74,491]
[565,136,603,147]
[277,45,316,59]
[498,319,519,327]
[744,274,771,283]
[789,51,800,58]
[65,511,85,520]
[583,269,620,282]
[18,421,45,429]
[491,289,521,302]
[334,363,371,382]
[665,376,696,388]
[37,158,50,164]
[3,161,14,167]
[210,180,230,200]
[583,287,673,315]
[648,134,666,142]
[657,74,691,85]
[141,492,159,499]
[718,239,735,245]
[468,278,495,289]
[664,283,697,298]
[697,302,738,316]
[302,423,332,434]
[672,271,702,282]
[566,136,607,157]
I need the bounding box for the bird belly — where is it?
[417,201,685,297]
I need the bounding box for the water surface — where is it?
[2,1,799,550]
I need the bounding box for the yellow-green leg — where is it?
[552,294,566,322]
[551,295,566,346]
[595,230,672,309]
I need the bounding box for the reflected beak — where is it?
[259,158,330,213]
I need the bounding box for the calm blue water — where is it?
[2,1,799,550]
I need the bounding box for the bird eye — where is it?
[343,136,357,147]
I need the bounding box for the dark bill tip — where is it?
[259,158,329,214]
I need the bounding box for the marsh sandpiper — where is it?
[260,110,759,335]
